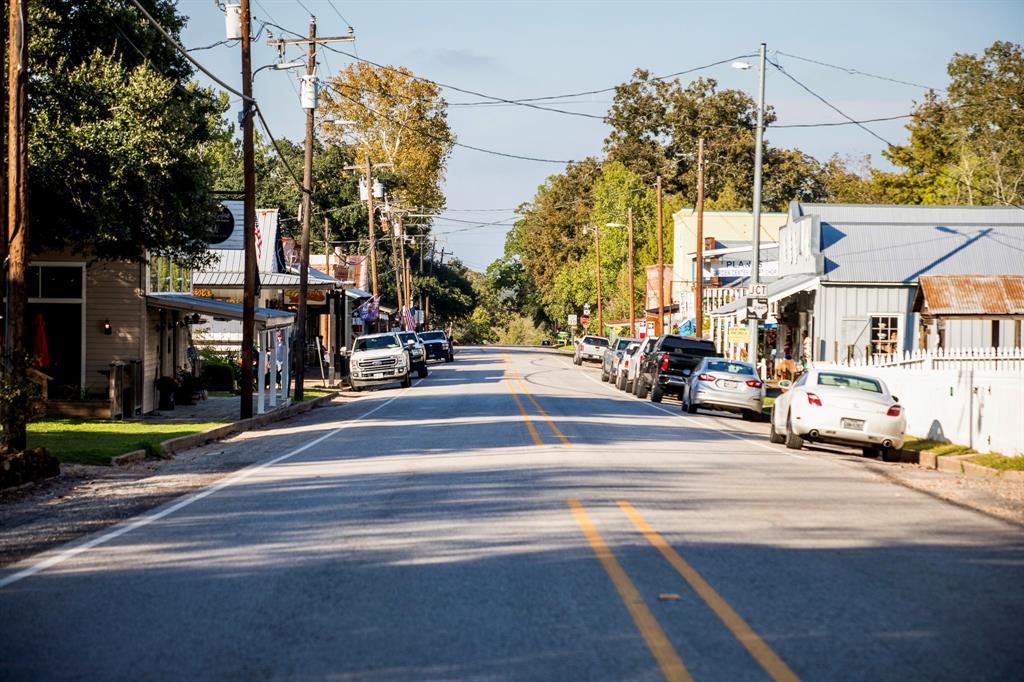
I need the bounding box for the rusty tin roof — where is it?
[916,275,1024,316]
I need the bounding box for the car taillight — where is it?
[660,353,670,371]
[745,379,763,388]
[698,373,716,382]
[887,404,902,417]
[807,393,822,406]
[623,359,630,368]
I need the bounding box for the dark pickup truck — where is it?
[636,335,720,402]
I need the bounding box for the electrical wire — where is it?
[768,59,1023,210]
[775,51,944,92]
[325,0,355,30]
[187,38,239,52]
[321,80,575,164]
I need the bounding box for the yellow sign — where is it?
[285,289,327,305]
[727,326,750,345]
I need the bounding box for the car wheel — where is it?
[448,353,454,362]
[352,384,363,393]
[769,414,785,444]
[401,376,412,389]
[600,368,609,382]
[650,385,663,403]
[784,413,804,450]
[741,409,758,422]
[625,379,634,393]
[614,373,623,390]
[417,366,428,379]
[862,446,879,458]
[636,377,649,399]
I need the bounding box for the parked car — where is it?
[574,335,609,365]
[419,330,454,362]
[629,337,659,395]
[397,331,429,378]
[349,332,411,391]
[601,337,639,382]
[682,358,764,420]
[636,335,719,402]
[615,342,641,391]
[769,367,906,456]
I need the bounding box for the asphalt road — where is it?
[2,347,1022,681]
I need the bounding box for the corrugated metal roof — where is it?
[916,275,1024,316]
[193,271,339,289]
[146,294,295,329]
[711,274,818,316]
[791,203,1024,283]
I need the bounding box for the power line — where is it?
[320,80,575,164]
[775,51,944,92]
[768,59,1023,210]
[325,0,355,30]
[187,38,239,52]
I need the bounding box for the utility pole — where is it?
[748,42,767,370]
[4,0,29,450]
[594,226,603,335]
[656,176,664,337]
[695,138,706,339]
[269,18,354,402]
[365,158,378,297]
[627,206,635,337]
[238,0,257,418]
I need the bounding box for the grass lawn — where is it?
[901,438,973,456]
[27,419,227,466]
[298,388,333,403]
[969,453,1024,471]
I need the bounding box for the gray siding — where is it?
[814,284,916,362]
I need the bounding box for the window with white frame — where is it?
[870,315,900,356]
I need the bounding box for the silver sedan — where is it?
[682,358,764,421]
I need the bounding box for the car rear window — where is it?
[583,337,609,347]
[817,372,882,393]
[705,360,754,375]
[419,332,446,342]
[660,336,717,355]
[614,338,635,351]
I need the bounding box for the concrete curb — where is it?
[937,453,974,475]
[112,394,339,466]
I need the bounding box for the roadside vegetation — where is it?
[27,420,227,466]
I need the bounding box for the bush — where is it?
[201,362,236,392]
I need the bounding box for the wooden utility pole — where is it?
[695,137,706,339]
[4,0,29,450]
[364,158,379,297]
[627,207,635,337]
[656,176,665,336]
[269,19,354,402]
[404,257,413,329]
[594,226,603,335]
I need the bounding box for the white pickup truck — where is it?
[349,332,411,391]
[573,335,609,365]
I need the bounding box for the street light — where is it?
[252,60,304,77]
[733,43,767,374]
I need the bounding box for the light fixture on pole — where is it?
[606,214,635,337]
[733,42,767,373]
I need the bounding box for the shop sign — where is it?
[727,326,750,345]
[285,289,327,305]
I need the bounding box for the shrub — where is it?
[201,362,236,392]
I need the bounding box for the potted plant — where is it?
[155,376,178,411]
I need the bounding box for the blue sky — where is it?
[178,0,1024,270]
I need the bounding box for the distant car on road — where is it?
[769,367,906,457]
[628,337,658,396]
[636,335,719,402]
[397,331,429,378]
[601,337,639,382]
[419,330,454,362]
[682,358,764,420]
[574,335,609,365]
[349,332,411,391]
[615,342,641,391]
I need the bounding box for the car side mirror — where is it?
[779,380,793,390]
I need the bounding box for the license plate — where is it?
[720,380,738,389]
[841,418,865,430]
[371,372,384,378]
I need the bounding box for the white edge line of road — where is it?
[0,379,425,590]
[560,358,808,459]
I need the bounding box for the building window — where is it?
[870,315,899,355]
[29,265,83,300]
[149,255,191,294]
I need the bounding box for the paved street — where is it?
[2,347,1022,681]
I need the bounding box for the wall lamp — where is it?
[103,318,113,335]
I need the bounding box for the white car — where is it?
[614,342,641,391]
[574,335,609,364]
[349,333,411,391]
[770,367,906,456]
[629,337,658,396]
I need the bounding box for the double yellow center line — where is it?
[570,499,800,682]
[503,355,571,448]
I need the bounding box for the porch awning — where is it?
[345,286,372,300]
[146,293,295,329]
[710,274,819,317]
[194,269,340,289]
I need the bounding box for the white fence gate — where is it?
[820,348,1024,456]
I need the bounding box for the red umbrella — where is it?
[33,313,50,369]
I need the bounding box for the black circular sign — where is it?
[209,205,235,244]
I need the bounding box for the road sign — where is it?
[744,297,769,322]
[583,304,591,315]
[568,314,578,326]
[727,326,750,345]
[580,314,591,326]
[751,284,767,297]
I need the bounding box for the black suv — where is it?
[418,330,454,362]
[636,335,720,402]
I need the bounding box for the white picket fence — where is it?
[839,346,1024,371]
[821,348,1024,456]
